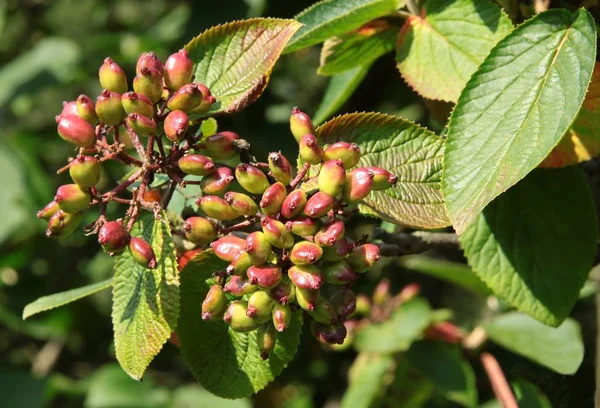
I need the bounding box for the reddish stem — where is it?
[481,353,518,408]
[290,162,310,190]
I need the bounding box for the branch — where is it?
[480,353,518,408]
[290,162,310,190]
[375,229,459,256]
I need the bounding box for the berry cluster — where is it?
[38,50,398,357]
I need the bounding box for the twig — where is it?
[161,180,177,209]
[220,216,260,234]
[290,162,310,190]
[480,353,518,408]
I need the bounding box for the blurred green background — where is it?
[0,1,596,407]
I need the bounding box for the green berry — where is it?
[69,156,101,188]
[37,201,60,220]
[236,164,270,194]
[330,288,357,320]
[245,231,272,265]
[129,237,156,269]
[285,216,321,237]
[190,83,216,114]
[323,260,357,285]
[178,154,215,176]
[224,275,257,297]
[299,133,323,165]
[224,192,259,216]
[98,57,128,94]
[257,323,277,360]
[183,216,217,245]
[76,94,98,123]
[167,83,202,112]
[260,182,287,215]
[202,284,227,321]
[346,243,381,273]
[96,90,126,126]
[201,131,239,160]
[199,167,235,196]
[247,290,277,323]
[247,265,283,289]
[272,303,292,332]
[323,142,361,169]
[227,251,254,276]
[309,297,337,325]
[55,184,91,213]
[366,166,398,190]
[295,287,320,312]
[126,113,157,137]
[269,276,296,305]
[56,114,96,147]
[223,300,260,333]
[318,159,346,197]
[343,168,374,203]
[290,241,323,265]
[133,67,163,103]
[121,92,155,118]
[290,107,315,143]
[261,216,294,249]
[321,238,352,262]
[197,196,239,221]
[268,152,292,185]
[46,210,83,238]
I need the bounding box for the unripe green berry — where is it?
[247,290,277,323]
[76,94,98,123]
[257,323,277,360]
[223,300,260,333]
[121,92,154,118]
[236,164,270,194]
[247,265,283,289]
[55,184,91,213]
[343,168,374,203]
[272,303,292,332]
[270,276,296,305]
[190,83,217,114]
[224,275,257,296]
[309,297,337,325]
[99,57,128,94]
[183,216,217,245]
[200,166,235,196]
[295,287,320,312]
[96,90,126,126]
[290,241,323,265]
[46,210,83,238]
[136,51,164,76]
[321,238,352,262]
[281,190,306,219]
[163,110,189,142]
[299,133,323,165]
[346,243,381,273]
[38,201,60,220]
[366,166,398,190]
[163,49,194,91]
[167,83,202,112]
[285,216,321,237]
[323,260,357,285]
[268,152,292,185]
[304,192,334,218]
[126,113,156,137]
[260,182,287,215]
[201,131,239,160]
[129,237,156,269]
[314,220,345,247]
[261,216,294,249]
[56,114,96,147]
[245,231,272,265]
[69,156,101,188]
[98,220,130,254]
[178,154,215,176]
[197,196,239,221]
[330,288,357,320]
[227,251,254,276]
[310,321,347,345]
[323,142,361,169]
[210,235,246,262]
[290,107,315,143]
[224,192,258,216]
[133,67,163,103]
[318,159,346,197]
[202,284,227,321]
[288,264,324,290]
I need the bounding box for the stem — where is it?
[126,127,148,162]
[161,180,177,209]
[290,163,311,190]
[220,216,260,234]
[480,353,518,408]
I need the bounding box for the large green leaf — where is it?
[407,341,477,407]
[316,112,450,228]
[354,298,431,353]
[23,279,112,320]
[461,168,597,326]
[112,213,179,380]
[284,0,399,54]
[485,312,584,375]
[185,18,302,116]
[341,353,395,408]
[177,250,303,399]
[396,0,513,102]
[313,64,371,125]
[318,19,397,76]
[443,9,597,234]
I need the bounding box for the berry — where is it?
[304,192,334,218]
[46,211,83,238]
[223,301,260,333]
[366,166,398,190]
[321,238,352,262]
[96,90,126,126]
[288,264,324,290]
[268,152,292,185]
[314,220,345,247]
[299,134,323,165]
[69,156,101,188]
[272,303,291,332]
[98,221,130,253]
[290,107,315,143]
[309,297,337,325]
[236,164,270,194]
[261,216,294,249]
[136,52,164,76]
[121,92,155,118]
[129,237,157,269]
[330,288,357,320]
[201,131,239,160]
[55,184,91,213]
[224,192,258,216]
[247,265,283,289]
[61,100,79,117]
[167,83,202,112]
[322,261,357,285]
[183,217,217,245]
[347,243,381,273]
[318,160,346,197]
[224,275,257,296]
[260,182,287,215]
[56,114,96,147]
[163,110,189,142]
[190,83,216,114]
[126,113,156,137]
[202,285,227,321]
[98,57,128,94]
[199,166,235,196]
[290,241,323,265]
[210,235,246,262]
[245,231,272,265]
[133,67,163,103]
[163,49,194,91]
[76,94,98,123]
[285,216,321,237]
[310,321,347,345]
[178,154,215,176]
[323,142,361,169]
[247,290,277,323]
[227,251,254,276]
[343,168,374,203]
[269,276,296,305]
[295,287,320,312]
[197,196,239,221]
[281,190,307,219]
[37,201,60,220]
[257,323,277,360]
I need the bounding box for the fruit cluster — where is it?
[38,50,398,357]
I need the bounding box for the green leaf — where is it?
[23,279,113,320]
[112,213,179,380]
[401,255,490,295]
[200,117,218,138]
[406,341,477,407]
[284,0,399,54]
[313,64,371,125]
[461,168,597,326]
[382,359,434,408]
[341,353,395,408]
[318,19,397,76]
[177,250,303,399]
[171,386,252,408]
[485,312,584,375]
[480,380,551,408]
[185,18,302,116]
[396,0,513,102]
[354,298,431,353]
[316,112,450,228]
[443,9,597,234]
[0,144,30,244]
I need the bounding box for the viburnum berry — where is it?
[247,265,283,289]
[270,276,296,305]
[167,83,203,112]
[197,196,239,221]
[37,201,60,221]
[183,217,217,245]
[304,192,334,218]
[56,114,96,147]
[281,189,307,219]
[288,264,324,290]
[129,237,156,269]
[136,51,164,76]
[299,133,323,165]
[224,192,259,216]
[76,94,98,124]
[295,286,320,312]
[323,142,361,169]
[245,231,272,265]
[55,184,91,213]
[96,90,125,126]
[122,92,155,118]
[272,303,291,332]
[290,107,315,142]
[163,110,189,142]
[257,323,277,360]
[190,83,217,114]
[322,260,357,285]
[199,166,235,195]
[318,159,346,197]
[126,113,156,137]
[99,57,128,94]
[46,210,83,238]
[260,182,287,215]
[69,156,101,188]
[202,285,227,321]
[224,275,257,297]
[227,251,254,276]
[178,154,215,176]
[289,241,323,265]
[133,67,163,103]
[200,131,239,160]
[211,235,246,262]
[98,221,130,254]
[224,300,260,333]
[236,163,270,194]
[246,290,277,322]
[163,49,194,91]
[268,152,292,185]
